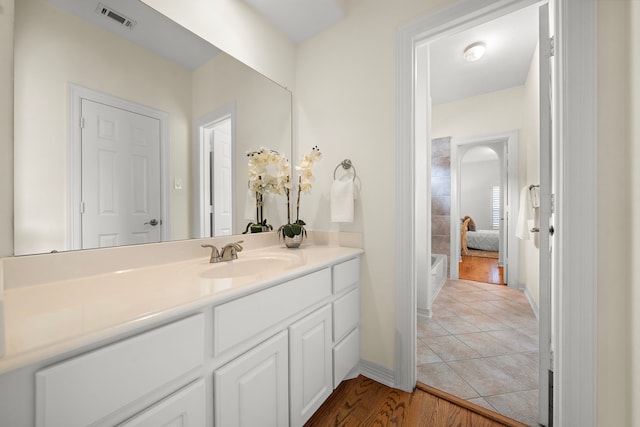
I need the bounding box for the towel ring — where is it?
[333,159,357,181]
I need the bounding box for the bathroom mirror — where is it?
[12,0,292,255]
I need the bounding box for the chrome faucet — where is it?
[220,240,244,261]
[201,244,221,263]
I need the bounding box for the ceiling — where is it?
[47,0,221,70]
[430,5,540,105]
[244,0,346,44]
[243,1,539,105]
[49,0,539,103]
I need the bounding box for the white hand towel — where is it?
[331,179,354,223]
[244,189,256,221]
[516,185,534,240]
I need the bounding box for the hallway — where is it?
[417,279,539,426]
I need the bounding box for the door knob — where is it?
[549,225,555,236]
[145,219,159,226]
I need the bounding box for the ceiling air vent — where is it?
[96,3,136,29]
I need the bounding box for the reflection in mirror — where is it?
[13,0,292,256]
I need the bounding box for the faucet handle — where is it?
[201,244,221,263]
[220,240,244,261]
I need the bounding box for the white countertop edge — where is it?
[0,245,363,375]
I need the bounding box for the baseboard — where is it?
[359,359,395,388]
[524,286,539,320]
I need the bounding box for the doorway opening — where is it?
[396,0,597,426]
[194,104,236,238]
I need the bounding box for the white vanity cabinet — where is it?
[1,251,362,427]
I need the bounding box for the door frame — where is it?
[193,103,236,238]
[395,0,597,425]
[449,132,519,288]
[67,84,170,250]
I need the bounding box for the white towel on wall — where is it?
[244,189,256,221]
[331,179,354,223]
[516,186,534,240]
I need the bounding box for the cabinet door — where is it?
[289,305,332,427]
[119,380,205,427]
[214,330,288,427]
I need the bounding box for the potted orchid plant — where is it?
[277,146,322,248]
[244,147,289,233]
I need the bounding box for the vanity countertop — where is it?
[0,244,363,375]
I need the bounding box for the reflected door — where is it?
[81,99,161,249]
[211,118,233,236]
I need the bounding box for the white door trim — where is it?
[67,84,170,250]
[449,132,519,289]
[192,103,236,238]
[396,1,597,426]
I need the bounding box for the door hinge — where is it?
[80,201,86,214]
[80,117,86,129]
[549,36,555,57]
[550,194,556,213]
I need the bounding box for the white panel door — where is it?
[289,305,332,427]
[538,4,554,426]
[214,330,289,427]
[81,99,161,249]
[212,119,233,236]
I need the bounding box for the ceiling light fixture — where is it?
[463,42,486,62]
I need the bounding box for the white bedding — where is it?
[466,229,499,252]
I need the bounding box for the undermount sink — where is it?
[198,253,305,280]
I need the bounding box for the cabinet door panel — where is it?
[289,305,332,427]
[215,331,288,427]
[333,288,360,343]
[333,328,359,388]
[119,380,205,427]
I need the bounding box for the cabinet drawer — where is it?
[214,268,331,356]
[333,288,360,343]
[36,314,205,427]
[332,258,360,294]
[333,328,359,389]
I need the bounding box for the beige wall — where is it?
[521,43,540,308]
[631,3,640,425]
[432,86,525,140]
[0,0,13,258]
[13,0,193,254]
[295,0,451,369]
[597,1,632,425]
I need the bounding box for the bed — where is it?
[461,217,499,254]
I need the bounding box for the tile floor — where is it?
[417,279,539,426]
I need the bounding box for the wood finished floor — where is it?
[458,255,503,285]
[305,375,528,427]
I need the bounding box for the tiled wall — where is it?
[431,137,451,276]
